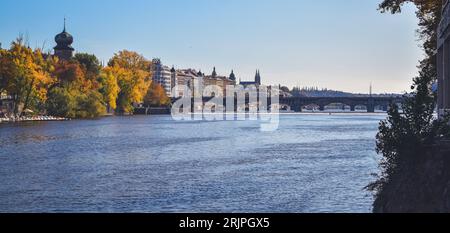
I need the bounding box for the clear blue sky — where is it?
[0,0,420,93]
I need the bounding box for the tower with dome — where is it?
[54,19,74,60]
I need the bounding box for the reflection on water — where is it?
[0,114,384,213]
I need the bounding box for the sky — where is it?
[0,0,421,94]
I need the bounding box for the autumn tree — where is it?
[98,66,120,111]
[53,60,86,87]
[107,50,152,114]
[0,41,156,118]
[368,0,450,212]
[74,53,102,89]
[47,59,105,118]
[0,48,8,94]
[0,38,54,116]
[108,50,151,71]
[144,82,170,107]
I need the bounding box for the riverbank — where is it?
[0,116,70,123]
[373,140,450,213]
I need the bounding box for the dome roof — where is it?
[55,31,73,46]
[54,19,74,51]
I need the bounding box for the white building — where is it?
[151,58,173,97]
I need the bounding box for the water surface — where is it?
[0,114,384,213]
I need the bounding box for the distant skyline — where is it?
[0,0,421,93]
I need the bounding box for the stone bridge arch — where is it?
[172,96,405,113]
[278,96,404,113]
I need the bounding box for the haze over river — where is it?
[0,114,384,212]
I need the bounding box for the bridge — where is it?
[278,96,404,112]
[172,96,404,113]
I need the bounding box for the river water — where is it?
[0,114,385,213]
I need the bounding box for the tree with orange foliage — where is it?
[0,37,54,116]
[46,55,106,118]
[74,53,102,90]
[144,82,170,107]
[53,61,86,87]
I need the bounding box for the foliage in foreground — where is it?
[368,0,450,204]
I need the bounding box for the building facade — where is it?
[174,69,203,98]
[203,67,236,97]
[438,0,450,115]
[151,58,173,97]
[170,66,237,97]
[151,60,259,98]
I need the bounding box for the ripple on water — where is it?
[0,114,385,213]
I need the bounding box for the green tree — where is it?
[48,59,106,118]
[74,53,102,77]
[74,53,102,88]
[46,87,105,118]
[368,0,450,210]
[73,90,106,118]
[46,86,76,117]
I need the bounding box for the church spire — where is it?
[63,17,66,32]
[255,69,261,85]
[212,67,217,77]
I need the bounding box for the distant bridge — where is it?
[172,96,404,113]
[279,96,404,112]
